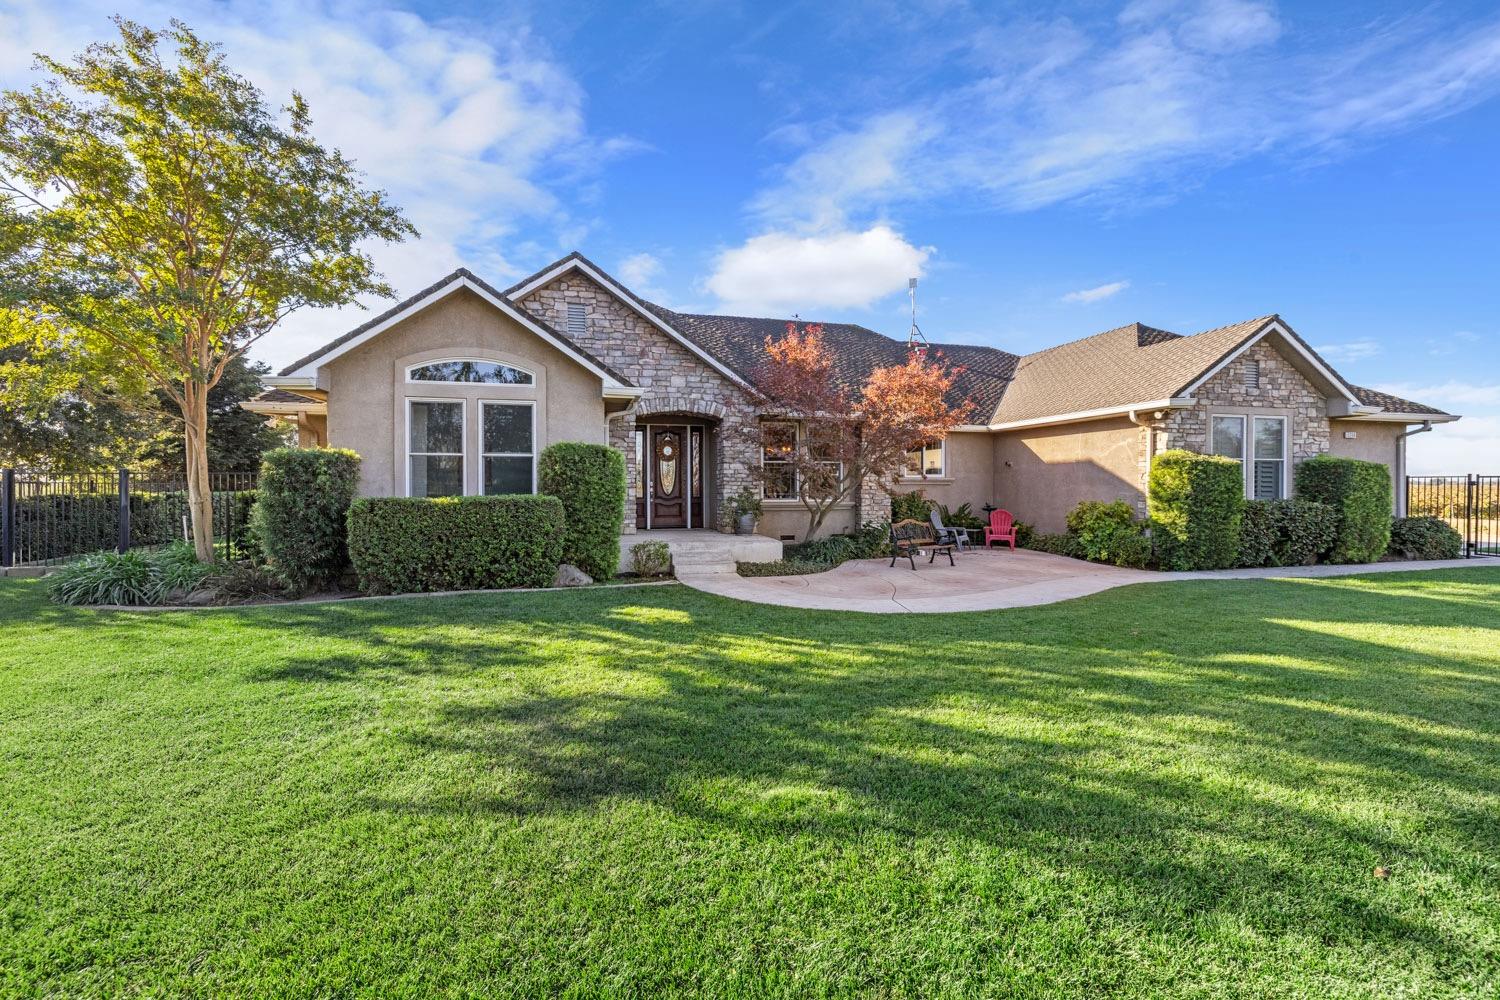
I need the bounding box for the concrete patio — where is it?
[677,546,1488,613]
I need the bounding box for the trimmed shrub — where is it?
[1237,499,1339,568]
[1294,456,1393,564]
[1149,450,1245,570]
[890,490,932,523]
[47,542,211,606]
[1062,500,1151,568]
[630,540,672,577]
[538,442,626,580]
[251,448,361,591]
[1026,532,1083,559]
[347,495,564,594]
[1388,516,1463,560]
[786,521,891,566]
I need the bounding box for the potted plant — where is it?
[730,487,763,535]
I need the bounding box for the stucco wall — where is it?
[894,430,996,514]
[324,288,605,497]
[1329,420,1403,512]
[991,417,1148,533]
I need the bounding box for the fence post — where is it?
[1467,474,1477,560]
[1,469,13,569]
[118,468,131,555]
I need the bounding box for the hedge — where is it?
[1148,450,1245,570]
[251,448,361,591]
[1294,455,1393,564]
[1387,516,1463,560]
[347,495,564,594]
[1237,499,1338,568]
[537,442,625,579]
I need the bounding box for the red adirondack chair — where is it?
[984,509,1017,550]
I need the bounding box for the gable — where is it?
[518,271,758,402]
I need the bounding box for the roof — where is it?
[1349,385,1449,416]
[641,306,1019,415]
[280,252,1455,427]
[278,268,634,387]
[253,388,318,404]
[992,316,1278,423]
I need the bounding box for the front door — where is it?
[650,428,687,527]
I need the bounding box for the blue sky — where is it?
[3,0,1498,470]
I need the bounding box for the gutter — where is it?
[989,397,1194,432]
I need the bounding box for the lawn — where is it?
[2,570,1498,998]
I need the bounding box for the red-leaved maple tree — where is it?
[756,323,972,539]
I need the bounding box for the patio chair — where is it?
[929,509,972,552]
[984,509,1018,551]
[890,518,956,570]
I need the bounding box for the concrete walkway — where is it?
[678,547,1492,613]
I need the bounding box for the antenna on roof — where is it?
[907,277,929,358]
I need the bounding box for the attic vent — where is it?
[1244,360,1261,391]
[566,303,587,337]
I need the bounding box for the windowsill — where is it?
[899,477,953,485]
[762,499,856,510]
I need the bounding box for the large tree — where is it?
[0,18,414,559]
[756,323,972,539]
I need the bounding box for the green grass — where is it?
[2,570,1498,998]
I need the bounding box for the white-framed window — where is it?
[1210,413,1286,500]
[760,420,843,499]
[481,401,536,495]
[902,439,946,478]
[408,399,465,497]
[407,359,533,385]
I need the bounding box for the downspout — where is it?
[1128,409,1160,514]
[1395,420,1434,517]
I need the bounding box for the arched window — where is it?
[407,360,533,385]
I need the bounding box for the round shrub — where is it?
[347,495,564,594]
[1149,450,1245,570]
[630,540,672,577]
[538,442,626,580]
[1294,456,1393,564]
[1387,516,1462,560]
[250,448,361,592]
[890,490,932,523]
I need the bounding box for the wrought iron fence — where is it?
[1406,475,1500,557]
[0,468,258,568]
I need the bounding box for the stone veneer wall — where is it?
[1154,338,1331,487]
[521,273,764,533]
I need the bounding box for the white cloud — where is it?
[748,7,1500,221]
[618,252,663,289]
[1314,340,1382,363]
[1374,381,1500,475]
[705,226,930,315]
[1062,280,1130,304]
[1378,381,1500,408]
[0,0,624,369]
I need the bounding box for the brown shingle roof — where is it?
[991,315,1278,424]
[252,388,319,404]
[643,306,1019,415]
[1350,385,1448,416]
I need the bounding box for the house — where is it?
[245,253,1459,539]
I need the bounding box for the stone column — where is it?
[609,413,637,534]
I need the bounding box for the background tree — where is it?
[0,18,414,559]
[755,323,972,539]
[0,344,163,471]
[142,355,290,474]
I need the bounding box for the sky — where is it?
[2,0,1498,473]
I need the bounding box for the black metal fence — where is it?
[1406,475,1500,558]
[0,468,258,568]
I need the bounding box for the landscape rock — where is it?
[181,588,218,606]
[552,564,593,588]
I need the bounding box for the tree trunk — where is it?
[182,381,215,562]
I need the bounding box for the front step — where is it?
[672,562,738,577]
